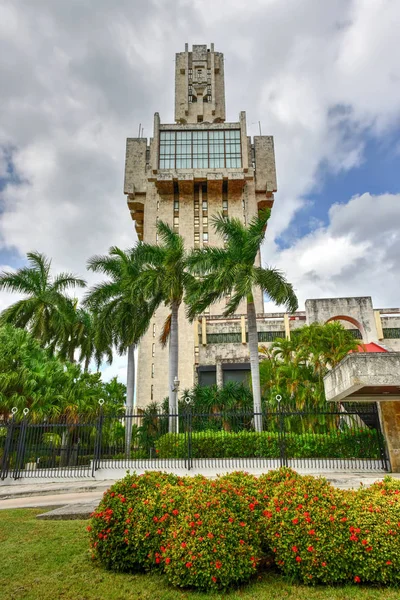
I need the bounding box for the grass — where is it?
[0,509,399,600]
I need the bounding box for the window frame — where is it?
[159,129,241,170]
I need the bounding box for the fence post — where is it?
[277,396,287,468]
[184,397,192,471]
[92,399,104,478]
[13,408,29,479]
[374,403,389,471]
[1,408,17,480]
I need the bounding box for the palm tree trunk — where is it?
[125,343,135,455]
[84,356,90,372]
[168,301,179,434]
[247,294,263,432]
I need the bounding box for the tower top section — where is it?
[175,43,226,125]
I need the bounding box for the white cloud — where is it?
[1,0,400,380]
[264,192,400,310]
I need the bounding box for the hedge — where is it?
[155,428,381,460]
[88,469,400,589]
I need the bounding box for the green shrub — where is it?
[155,428,380,460]
[89,469,400,589]
[257,472,400,585]
[164,478,263,590]
[88,471,186,572]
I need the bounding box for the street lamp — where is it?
[172,376,180,392]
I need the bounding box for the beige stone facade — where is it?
[124,45,400,408]
[124,44,278,407]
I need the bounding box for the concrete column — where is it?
[193,319,199,346]
[284,313,291,340]
[216,361,223,388]
[201,317,207,345]
[374,310,384,340]
[379,401,400,472]
[241,315,246,344]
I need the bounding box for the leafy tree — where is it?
[186,209,298,432]
[134,222,196,433]
[259,321,360,410]
[0,251,86,344]
[0,324,125,419]
[85,247,155,450]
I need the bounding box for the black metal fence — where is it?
[0,402,389,480]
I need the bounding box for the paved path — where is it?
[0,490,104,510]
[1,472,399,512]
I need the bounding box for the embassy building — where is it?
[123,44,400,407]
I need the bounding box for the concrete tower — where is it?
[124,44,277,407]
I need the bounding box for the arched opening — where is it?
[325,315,365,341]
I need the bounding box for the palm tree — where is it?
[186,209,298,432]
[134,221,196,433]
[0,252,86,345]
[54,301,111,371]
[85,247,155,451]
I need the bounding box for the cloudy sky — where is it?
[1,0,400,380]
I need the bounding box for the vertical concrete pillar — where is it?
[241,315,246,344]
[284,313,291,340]
[379,401,400,472]
[216,361,223,388]
[374,310,384,340]
[201,317,207,346]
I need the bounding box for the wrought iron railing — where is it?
[0,402,389,480]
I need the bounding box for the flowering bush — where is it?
[88,469,400,589]
[88,471,187,571]
[164,477,263,589]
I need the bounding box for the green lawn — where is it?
[0,508,399,600]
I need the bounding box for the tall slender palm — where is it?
[186,209,298,432]
[0,252,86,345]
[134,221,195,433]
[85,247,155,451]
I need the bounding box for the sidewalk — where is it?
[1,471,399,511]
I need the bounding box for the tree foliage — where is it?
[259,321,361,409]
[0,324,125,418]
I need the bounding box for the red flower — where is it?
[341,517,347,522]
[386,561,392,565]
[292,546,298,552]
[308,529,315,535]
[228,517,234,523]
[239,539,245,545]
[296,556,302,562]
[354,576,361,583]
[307,546,314,552]
[240,522,246,527]
[349,535,358,542]
[249,503,255,511]
[181,542,187,548]
[211,576,217,583]
[263,511,273,518]
[292,518,299,524]
[194,513,200,518]
[165,557,171,564]
[172,509,179,516]
[185,562,192,568]
[215,561,222,569]
[329,516,335,522]
[153,516,158,523]
[86,526,92,532]
[322,562,327,567]
[155,557,160,564]
[207,533,214,539]
[361,539,368,545]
